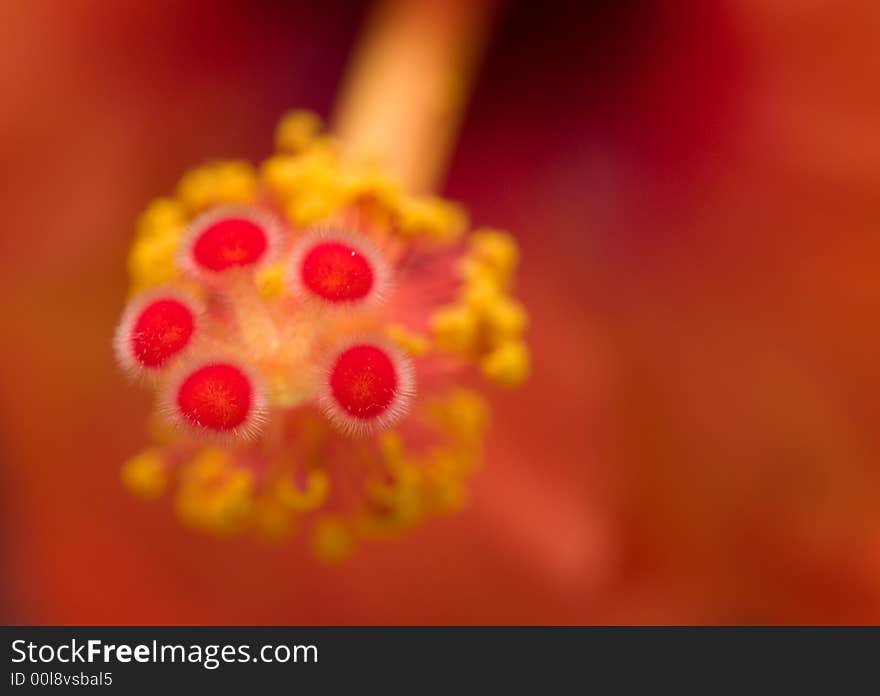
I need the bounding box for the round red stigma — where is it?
[320,341,415,436]
[300,240,375,302]
[191,216,269,272]
[330,345,399,420]
[176,363,254,432]
[131,298,195,368]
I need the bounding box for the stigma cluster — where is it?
[116,111,529,559]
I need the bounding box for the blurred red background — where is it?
[2,0,880,624]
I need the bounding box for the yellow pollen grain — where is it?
[177,160,258,214]
[430,304,478,353]
[484,296,528,340]
[256,264,285,299]
[121,448,168,499]
[312,516,354,562]
[468,228,519,283]
[275,110,323,153]
[385,324,429,356]
[136,198,187,240]
[276,470,330,512]
[480,339,530,387]
[174,450,255,536]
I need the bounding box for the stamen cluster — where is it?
[116,111,529,559]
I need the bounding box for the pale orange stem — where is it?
[332,0,498,193]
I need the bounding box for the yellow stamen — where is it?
[176,160,258,214]
[275,470,330,512]
[121,448,168,499]
[255,263,286,299]
[385,323,430,356]
[480,338,530,387]
[312,515,354,562]
[430,304,478,353]
[275,110,324,154]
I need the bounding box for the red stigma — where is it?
[301,241,375,302]
[192,217,268,271]
[131,298,195,368]
[176,363,253,431]
[330,345,398,419]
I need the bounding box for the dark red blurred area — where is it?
[2,0,880,624]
